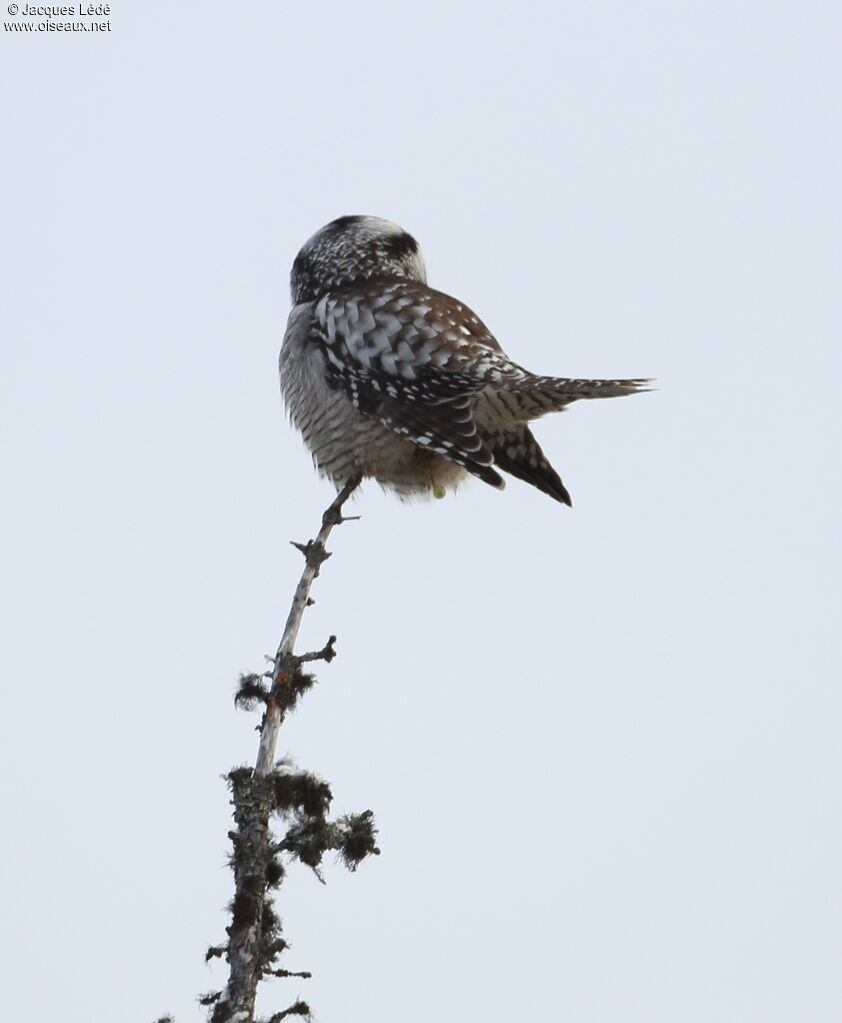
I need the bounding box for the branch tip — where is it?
[265,1001,313,1023]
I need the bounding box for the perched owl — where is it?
[280,215,649,505]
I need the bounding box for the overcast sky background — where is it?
[2,2,840,1021]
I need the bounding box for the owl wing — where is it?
[309,278,528,488]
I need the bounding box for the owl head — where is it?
[290,215,427,304]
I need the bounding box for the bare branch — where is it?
[210,477,361,1023]
[256,475,361,779]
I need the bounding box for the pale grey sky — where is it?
[2,2,840,1021]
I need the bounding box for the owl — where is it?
[280,215,649,505]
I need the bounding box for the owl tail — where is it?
[502,376,653,420]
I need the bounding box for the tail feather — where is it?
[472,376,652,504]
[509,376,652,395]
[488,426,572,506]
[495,376,653,421]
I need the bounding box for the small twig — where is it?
[297,636,337,664]
[265,1001,312,1023]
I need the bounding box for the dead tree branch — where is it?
[202,476,378,1023]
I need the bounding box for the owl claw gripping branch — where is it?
[280,215,650,506]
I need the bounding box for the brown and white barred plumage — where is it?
[280,215,650,505]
